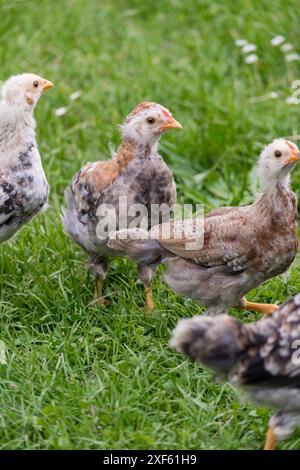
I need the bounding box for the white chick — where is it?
[0,73,54,242]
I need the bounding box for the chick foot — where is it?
[238,298,279,315]
[264,427,277,450]
[94,297,111,307]
[94,275,110,308]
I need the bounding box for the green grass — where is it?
[1,0,300,450]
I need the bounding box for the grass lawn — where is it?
[1,0,300,450]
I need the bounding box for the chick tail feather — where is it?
[61,188,77,233]
[108,228,164,265]
[170,314,248,376]
[61,188,90,252]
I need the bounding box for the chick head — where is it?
[259,138,300,187]
[120,101,182,146]
[2,73,54,110]
[170,314,244,376]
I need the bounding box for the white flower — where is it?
[271,35,285,46]
[54,106,68,117]
[269,92,279,99]
[245,54,258,64]
[242,44,257,53]
[281,43,293,53]
[70,90,82,101]
[235,39,248,47]
[285,53,300,62]
[286,96,299,105]
[0,341,7,365]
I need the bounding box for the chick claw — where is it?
[94,297,111,307]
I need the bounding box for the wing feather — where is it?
[151,207,256,272]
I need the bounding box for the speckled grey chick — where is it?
[171,294,300,450]
[0,73,54,243]
[109,139,299,316]
[62,102,182,310]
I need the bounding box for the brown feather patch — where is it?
[125,102,156,122]
[79,139,135,192]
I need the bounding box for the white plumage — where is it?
[0,73,54,243]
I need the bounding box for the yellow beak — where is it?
[42,79,54,92]
[159,116,183,132]
[285,149,300,165]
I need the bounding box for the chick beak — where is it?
[159,117,183,132]
[284,149,300,165]
[42,80,54,92]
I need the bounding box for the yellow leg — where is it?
[94,275,110,307]
[239,298,279,315]
[264,426,277,450]
[144,284,154,313]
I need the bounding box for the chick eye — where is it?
[33,81,39,88]
[274,150,282,158]
[146,117,155,124]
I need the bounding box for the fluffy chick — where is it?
[0,73,54,243]
[62,102,182,310]
[109,139,299,316]
[170,294,300,450]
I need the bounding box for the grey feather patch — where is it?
[108,229,163,265]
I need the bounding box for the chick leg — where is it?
[94,274,110,307]
[238,298,279,315]
[264,412,298,450]
[144,284,154,313]
[138,264,157,313]
[264,427,277,450]
[89,255,110,307]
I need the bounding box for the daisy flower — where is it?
[54,106,68,117]
[245,54,258,64]
[271,35,285,46]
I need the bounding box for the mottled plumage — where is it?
[109,139,299,315]
[170,294,300,449]
[0,73,53,243]
[62,102,181,309]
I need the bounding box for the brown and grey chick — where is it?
[62,101,182,311]
[171,294,300,450]
[109,139,299,316]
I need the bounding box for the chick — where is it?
[62,102,182,310]
[108,139,299,316]
[170,294,300,450]
[0,73,54,243]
